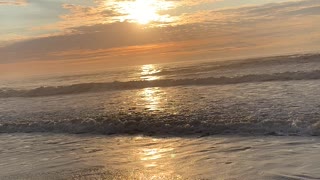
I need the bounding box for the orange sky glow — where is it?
[1,0,320,78]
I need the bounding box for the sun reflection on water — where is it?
[91,137,186,179]
[139,87,166,111]
[140,64,161,81]
[140,147,175,169]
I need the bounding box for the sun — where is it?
[109,0,174,24]
[126,0,159,24]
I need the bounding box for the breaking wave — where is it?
[2,70,320,98]
[1,112,320,136]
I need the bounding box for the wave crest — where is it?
[2,70,320,97]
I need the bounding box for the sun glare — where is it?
[108,0,174,24]
[140,64,161,81]
[127,0,158,24]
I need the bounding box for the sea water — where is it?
[1,54,320,179]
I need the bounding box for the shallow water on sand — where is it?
[0,134,319,180]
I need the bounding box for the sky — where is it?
[0,0,320,77]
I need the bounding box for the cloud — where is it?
[158,0,320,27]
[0,0,27,6]
[33,0,222,31]
[223,0,320,20]
[164,0,222,6]
[32,1,126,31]
[1,0,320,67]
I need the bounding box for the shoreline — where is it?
[1,133,320,179]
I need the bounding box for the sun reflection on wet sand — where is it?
[93,137,182,179]
[140,64,161,81]
[134,138,179,178]
[140,146,175,168]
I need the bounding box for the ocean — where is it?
[1,54,320,179]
